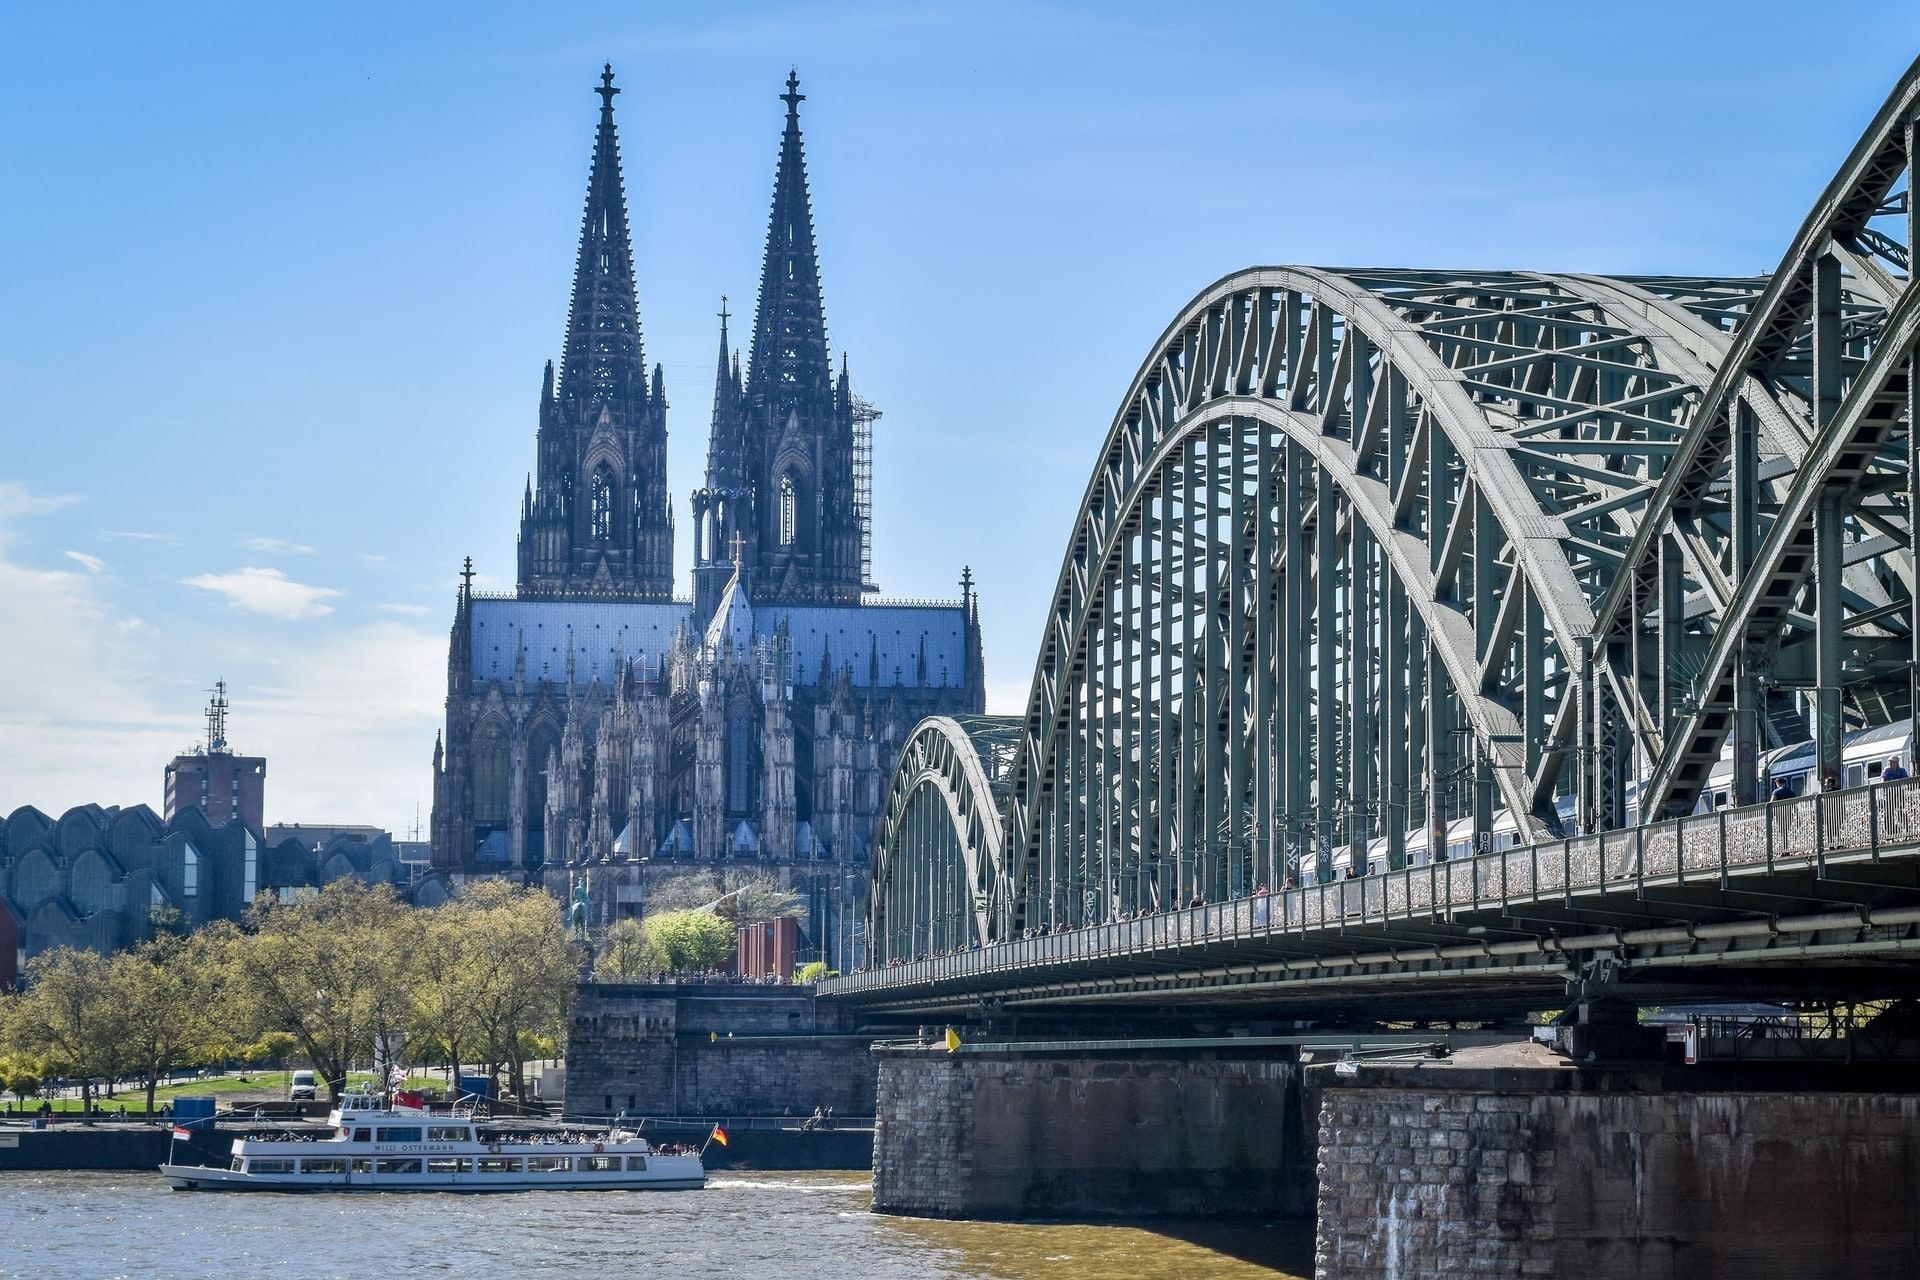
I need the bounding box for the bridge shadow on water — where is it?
[881,1212,1315,1279]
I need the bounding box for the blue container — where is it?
[456,1076,492,1100]
[173,1096,216,1129]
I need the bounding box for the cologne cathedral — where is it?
[429,68,985,954]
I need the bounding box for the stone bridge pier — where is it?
[871,1037,1318,1222]
[870,1036,1920,1278]
[1313,1048,1920,1279]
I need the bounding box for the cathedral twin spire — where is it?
[521,64,855,614]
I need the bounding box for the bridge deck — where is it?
[826,781,1920,1016]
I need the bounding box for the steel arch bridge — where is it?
[870,58,1920,962]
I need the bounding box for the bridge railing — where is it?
[835,777,1920,994]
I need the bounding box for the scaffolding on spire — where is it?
[852,392,882,592]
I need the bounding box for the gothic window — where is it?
[590,464,615,541]
[728,708,753,814]
[526,727,559,851]
[474,725,509,824]
[779,475,798,547]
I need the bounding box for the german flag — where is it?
[710,1124,729,1147]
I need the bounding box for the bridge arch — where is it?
[866,58,1920,964]
[869,716,1019,958]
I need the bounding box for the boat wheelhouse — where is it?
[161,1094,704,1192]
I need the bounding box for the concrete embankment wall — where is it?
[0,1123,312,1172]
[564,984,877,1121]
[871,1044,1314,1221]
[1315,1071,1920,1279]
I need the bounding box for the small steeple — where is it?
[704,295,744,491]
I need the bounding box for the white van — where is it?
[288,1070,317,1101]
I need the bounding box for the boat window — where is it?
[300,1158,346,1174]
[427,1157,471,1174]
[351,1158,374,1174]
[379,1127,424,1143]
[247,1159,294,1174]
[477,1157,521,1173]
[377,1158,422,1175]
[581,1155,621,1171]
[230,1158,244,1172]
[353,1128,372,1142]
[527,1155,572,1173]
[427,1126,468,1143]
[625,1156,648,1171]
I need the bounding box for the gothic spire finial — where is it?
[597,64,620,110]
[782,69,804,116]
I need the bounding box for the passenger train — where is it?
[1330,718,1917,878]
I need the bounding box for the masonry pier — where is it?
[870,1038,1318,1221]
[1312,1045,1920,1279]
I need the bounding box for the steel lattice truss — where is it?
[870,58,1920,960]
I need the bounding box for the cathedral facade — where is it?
[429,69,984,957]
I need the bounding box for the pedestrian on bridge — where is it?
[1770,778,1795,802]
[1882,757,1908,782]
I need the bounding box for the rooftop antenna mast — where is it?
[205,679,231,755]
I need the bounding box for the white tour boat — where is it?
[161,1094,705,1192]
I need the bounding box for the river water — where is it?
[0,1171,1312,1279]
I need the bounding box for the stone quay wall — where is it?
[872,1043,1315,1221]
[1315,1071,1920,1280]
[564,984,875,1120]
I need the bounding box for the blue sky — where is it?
[3,3,1916,833]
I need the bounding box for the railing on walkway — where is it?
[831,777,1920,996]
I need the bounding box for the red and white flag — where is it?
[171,1125,192,1140]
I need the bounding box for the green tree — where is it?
[640,909,734,972]
[793,960,835,985]
[228,880,412,1101]
[12,948,125,1119]
[450,881,581,1101]
[597,917,656,981]
[111,927,228,1115]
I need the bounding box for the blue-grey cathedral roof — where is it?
[469,595,968,689]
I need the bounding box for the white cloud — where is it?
[247,622,444,831]
[183,566,343,620]
[102,529,181,543]
[64,550,106,573]
[0,491,181,814]
[0,488,437,834]
[0,481,78,519]
[241,535,317,555]
[379,602,432,617]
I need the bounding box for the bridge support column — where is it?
[1314,1051,1920,1279]
[870,1039,1315,1222]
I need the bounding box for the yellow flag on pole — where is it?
[944,1027,962,1053]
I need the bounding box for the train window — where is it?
[1846,765,1865,788]
[1868,761,1884,778]
[1715,791,1728,808]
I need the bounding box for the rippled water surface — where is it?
[0,1171,1310,1279]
